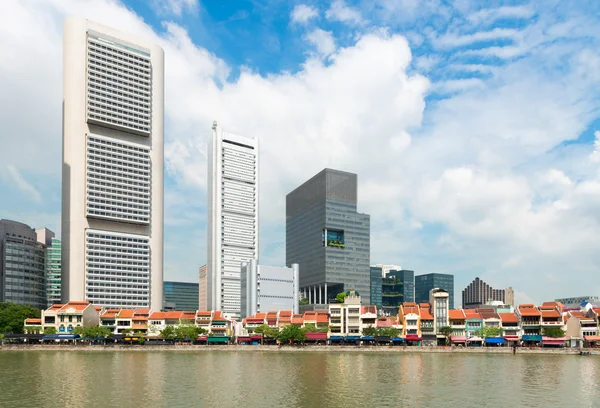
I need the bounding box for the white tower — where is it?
[207,122,259,319]
[62,17,164,309]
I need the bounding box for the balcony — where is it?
[541,321,563,326]
[521,321,541,327]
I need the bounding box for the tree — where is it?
[542,327,565,338]
[362,326,377,337]
[476,326,504,338]
[254,324,279,339]
[278,324,306,344]
[160,325,177,340]
[377,327,400,338]
[0,302,41,334]
[299,297,309,305]
[439,326,453,345]
[0,333,4,344]
[44,327,57,335]
[336,292,347,304]
[175,325,205,340]
[25,325,42,334]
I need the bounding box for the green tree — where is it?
[278,324,306,344]
[362,326,377,337]
[0,333,4,344]
[25,325,42,334]
[175,325,205,340]
[542,327,565,338]
[476,326,504,338]
[0,302,41,334]
[439,326,453,345]
[299,297,309,305]
[336,292,347,303]
[44,327,57,335]
[72,326,85,337]
[377,327,400,338]
[254,324,279,339]
[160,325,177,340]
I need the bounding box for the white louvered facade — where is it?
[85,229,150,307]
[63,18,164,311]
[207,123,259,319]
[86,134,151,224]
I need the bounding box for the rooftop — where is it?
[499,313,519,323]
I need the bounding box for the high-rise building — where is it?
[163,281,199,311]
[374,264,401,278]
[391,269,415,303]
[198,264,208,310]
[240,260,299,318]
[286,169,371,304]
[415,273,454,309]
[45,238,62,307]
[62,18,164,309]
[369,266,383,309]
[555,295,600,308]
[462,277,511,309]
[207,122,259,319]
[0,220,46,309]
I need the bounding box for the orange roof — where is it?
[316,312,329,323]
[279,317,291,323]
[255,313,266,320]
[117,309,135,319]
[420,308,434,320]
[542,301,565,312]
[149,312,167,320]
[569,311,585,318]
[279,310,292,317]
[518,305,541,317]
[291,314,304,324]
[134,308,150,316]
[449,309,466,320]
[541,309,561,318]
[464,310,482,319]
[499,313,519,323]
[94,306,103,313]
[376,318,392,327]
[25,318,41,324]
[479,308,500,319]
[419,303,430,309]
[181,311,196,319]
[212,311,223,320]
[59,301,90,312]
[362,306,377,314]
[101,311,118,318]
[196,311,212,317]
[48,304,65,311]
[165,311,183,319]
[403,302,417,307]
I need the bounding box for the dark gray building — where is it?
[163,281,199,311]
[370,266,383,309]
[390,269,415,303]
[286,169,371,304]
[415,273,454,309]
[0,220,47,309]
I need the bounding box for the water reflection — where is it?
[0,351,599,408]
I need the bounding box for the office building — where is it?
[370,266,383,309]
[0,220,47,309]
[198,264,208,311]
[555,296,600,309]
[46,237,62,307]
[62,18,164,309]
[374,264,401,278]
[416,273,454,309]
[462,277,513,309]
[240,260,299,318]
[391,269,415,303]
[163,281,199,311]
[286,169,370,304]
[207,122,259,319]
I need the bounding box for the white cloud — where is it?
[290,4,318,24]
[2,165,41,203]
[305,28,336,58]
[434,27,519,48]
[325,0,363,25]
[591,131,600,162]
[150,0,198,17]
[467,5,534,25]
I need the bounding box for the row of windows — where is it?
[88,50,151,82]
[88,38,151,68]
[88,111,149,134]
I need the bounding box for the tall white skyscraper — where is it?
[62,17,164,310]
[207,122,259,319]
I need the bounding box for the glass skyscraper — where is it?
[287,169,371,304]
[415,273,454,309]
[45,238,62,306]
[163,281,200,311]
[370,266,383,309]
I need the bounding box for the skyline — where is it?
[1,0,600,305]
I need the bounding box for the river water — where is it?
[0,350,599,407]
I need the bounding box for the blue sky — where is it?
[2,0,600,305]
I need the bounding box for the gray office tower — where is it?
[286,169,371,304]
[415,273,454,309]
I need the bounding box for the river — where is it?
[0,350,599,407]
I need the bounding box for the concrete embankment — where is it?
[0,344,592,355]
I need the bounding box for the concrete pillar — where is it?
[249,259,258,316]
[313,285,317,304]
[325,283,328,305]
[292,264,299,314]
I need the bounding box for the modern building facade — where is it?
[430,288,450,337]
[555,296,600,309]
[462,277,513,309]
[45,238,62,307]
[286,169,370,305]
[369,266,383,309]
[62,17,164,309]
[390,269,415,303]
[240,260,299,318]
[0,220,47,309]
[374,264,401,278]
[163,281,199,311]
[415,273,454,309]
[207,122,259,319]
[198,264,208,311]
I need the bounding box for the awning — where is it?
[542,336,566,345]
[329,336,345,341]
[504,335,519,340]
[450,336,466,343]
[584,336,600,342]
[485,337,506,344]
[405,335,422,341]
[522,335,542,342]
[467,336,483,342]
[346,336,361,341]
[391,337,405,342]
[361,336,375,341]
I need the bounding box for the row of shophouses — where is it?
[23,291,600,347]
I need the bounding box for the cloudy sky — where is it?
[1,0,600,305]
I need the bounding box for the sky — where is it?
[1,0,600,305]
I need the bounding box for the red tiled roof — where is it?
[464,310,482,319]
[94,306,103,313]
[361,306,377,314]
[48,304,64,311]
[518,305,541,317]
[117,309,135,319]
[499,313,519,323]
[420,309,434,320]
[542,301,565,312]
[101,309,119,318]
[316,312,329,323]
[419,303,430,309]
[376,318,392,327]
[291,314,303,324]
[479,308,500,319]
[279,310,292,317]
[255,313,266,319]
[181,311,196,319]
[25,318,41,324]
[279,317,291,324]
[212,311,223,320]
[449,309,466,320]
[541,309,561,318]
[149,312,167,320]
[569,311,585,318]
[134,308,150,316]
[196,311,212,317]
[165,311,184,319]
[59,301,91,312]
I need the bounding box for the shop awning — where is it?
[450,336,467,343]
[346,336,361,341]
[584,336,600,342]
[522,335,542,342]
[485,337,505,344]
[405,335,422,341]
[504,335,519,340]
[542,336,566,345]
[466,336,483,342]
[328,336,345,341]
[361,336,375,341]
[391,337,405,342]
